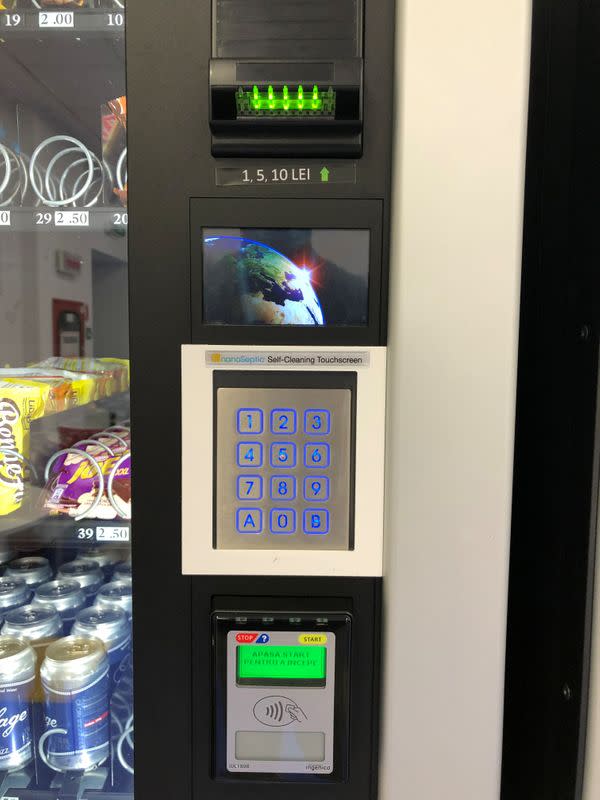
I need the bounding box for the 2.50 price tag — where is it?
[54,210,89,227]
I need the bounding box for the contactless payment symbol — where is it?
[253,696,308,727]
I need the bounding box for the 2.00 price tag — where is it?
[39,11,74,27]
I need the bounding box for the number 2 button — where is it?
[270,409,297,434]
[304,409,331,435]
[237,409,263,434]
[237,442,263,467]
[304,443,330,468]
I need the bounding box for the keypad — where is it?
[215,384,352,551]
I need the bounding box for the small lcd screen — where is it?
[235,731,326,763]
[202,228,370,326]
[237,645,327,686]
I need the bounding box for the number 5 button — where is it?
[304,476,330,502]
[304,409,331,435]
[236,442,263,467]
[270,442,296,468]
[304,443,330,469]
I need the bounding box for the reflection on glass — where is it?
[0,3,133,795]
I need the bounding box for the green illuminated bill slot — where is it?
[236,86,336,117]
[236,645,327,687]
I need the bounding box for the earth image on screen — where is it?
[204,236,325,325]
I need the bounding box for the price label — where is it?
[0,211,10,227]
[39,10,74,26]
[97,526,130,542]
[54,210,89,227]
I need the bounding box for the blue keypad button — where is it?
[270,442,297,468]
[270,508,296,535]
[236,475,263,501]
[236,442,263,468]
[303,476,330,502]
[303,509,330,535]
[270,476,296,501]
[236,508,263,534]
[304,409,331,435]
[303,443,330,469]
[270,409,297,435]
[237,408,263,434]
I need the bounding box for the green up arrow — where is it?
[320,166,330,182]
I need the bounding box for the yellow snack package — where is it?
[0,381,47,516]
[99,358,130,390]
[35,358,119,398]
[0,370,71,414]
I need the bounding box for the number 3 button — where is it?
[304,409,331,435]
[303,443,330,468]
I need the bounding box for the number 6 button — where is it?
[270,409,297,434]
[304,443,330,469]
[304,409,331,435]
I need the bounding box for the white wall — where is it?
[381,2,531,799]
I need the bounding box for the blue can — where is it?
[33,580,86,635]
[5,557,52,589]
[2,605,61,654]
[0,636,36,771]
[112,562,132,583]
[57,560,103,603]
[71,607,131,686]
[94,581,132,620]
[40,636,110,772]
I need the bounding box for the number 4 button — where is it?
[236,442,263,467]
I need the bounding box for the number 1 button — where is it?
[237,409,263,434]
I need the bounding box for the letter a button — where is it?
[236,508,263,534]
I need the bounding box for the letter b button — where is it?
[303,509,329,535]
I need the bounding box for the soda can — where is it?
[0,578,31,614]
[113,562,132,583]
[2,606,61,654]
[78,547,123,580]
[0,636,36,772]
[39,636,110,772]
[94,581,132,619]
[33,580,86,635]
[0,545,16,566]
[5,558,52,589]
[57,560,103,602]
[72,607,131,685]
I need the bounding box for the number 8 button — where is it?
[304,443,330,469]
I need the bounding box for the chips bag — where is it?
[0,382,47,515]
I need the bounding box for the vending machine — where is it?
[1,0,597,798]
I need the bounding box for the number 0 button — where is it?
[270,442,296,468]
[270,508,296,535]
[237,442,263,467]
[304,409,331,435]
[270,409,297,434]
[304,443,330,469]
[237,409,263,434]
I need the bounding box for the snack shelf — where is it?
[0,207,128,233]
[0,8,124,35]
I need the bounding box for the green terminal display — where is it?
[237,645,327,686]
[236,85,336,117]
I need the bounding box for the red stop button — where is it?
[236,632,258,644]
